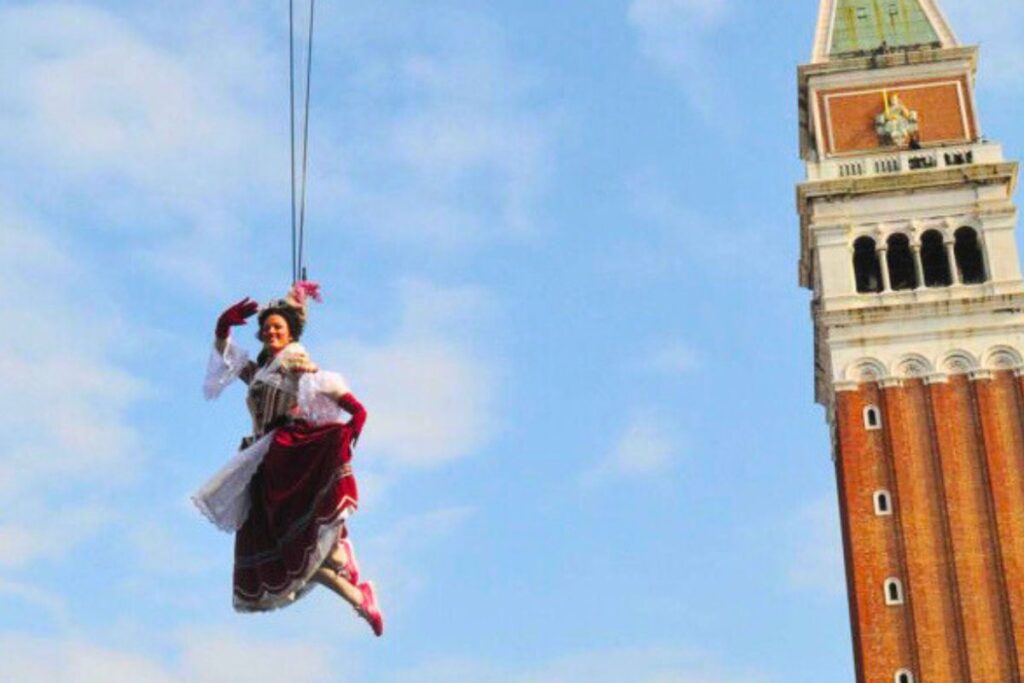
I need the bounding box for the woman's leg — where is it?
[326,543,349,573]
[312,565,363,607]
[312,561,384,636]
[326,536,359,582]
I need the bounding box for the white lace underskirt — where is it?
[192,431,275,532]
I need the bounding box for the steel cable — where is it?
[289,0,316,283]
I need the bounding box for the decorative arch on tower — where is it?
[940,350,979,376]
[893,353,933,380]
[984,346,1024,372]
[846,358,889,384]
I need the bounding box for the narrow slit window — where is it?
[874,490,892,516]
[885,578,904,606]
[921,230,952,287]
[864,406,882,431]
[853,237,883,293]
[887,234,918,290]
[895,670,914,683]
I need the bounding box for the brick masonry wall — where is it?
[835,375,1024,682]
[837,386,914,683]
[882,380,965,682]
[831,376,1024,679]
[930,376,1014,682]
[976,374,1024,681]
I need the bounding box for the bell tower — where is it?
[797,1,1024,682]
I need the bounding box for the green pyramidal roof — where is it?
[830,0,942,57]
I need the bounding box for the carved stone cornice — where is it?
[831,344,1024,394]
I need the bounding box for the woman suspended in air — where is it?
[193,282,384,636]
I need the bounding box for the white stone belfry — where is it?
[798,0,1024,409]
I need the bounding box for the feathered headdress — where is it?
[258,281,323,339]
[267,280,321,317]
[284,281,322,319]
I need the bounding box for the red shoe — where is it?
[337,538,361,585]
[357,581,384,637]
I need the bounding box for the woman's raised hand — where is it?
[216,297,260,339]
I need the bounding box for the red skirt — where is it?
[232,421,359,612]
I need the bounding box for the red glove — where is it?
[215,297,259,339]
[338,393,367,445]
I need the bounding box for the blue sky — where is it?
[1,1,1022,681]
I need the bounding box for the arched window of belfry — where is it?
[853,237,883,293]
[887,234,918,290]
[955,227,987,284]
[921,230,951,287]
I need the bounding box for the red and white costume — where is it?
[194,339,364,612]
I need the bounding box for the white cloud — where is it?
[0,3,277,209]
[606,170,783,281]
[942,1,1024,88]
[0,504,112,569]
[0,209,144,566]
[0,220,143,474]
[176,628,336,683]
[0,634,767,683]
[0,639,178,683]
[644,339,701,376]
[627,0,734,120]
[629,0,728,28]
[519,647,767,683]
[0,578,70,628]
[394,646,768,683]
[0,629,337,683]
[317,4,557,248]
[323,280,499,468]
[0,3,282,296]
[786,497,846,598]
[584,412,683,486]
[363,506,475,604]
[125,520,217,577]
[379,58,550,242]
[0,0,557,301]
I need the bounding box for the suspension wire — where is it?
[289,0,316,284]
[296,0,316,283]
[289,0,297,284]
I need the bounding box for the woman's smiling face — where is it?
[261,313,292,354]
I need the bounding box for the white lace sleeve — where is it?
[297,371,351,425]
[203,338,252,400]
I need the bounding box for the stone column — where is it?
[912,242,926,289]
[946,240,961,285]
[879,246,893,292]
